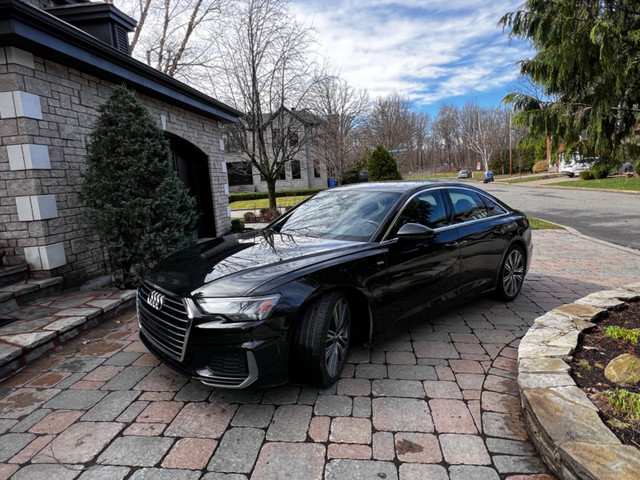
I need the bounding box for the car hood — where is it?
[145,229,369,297]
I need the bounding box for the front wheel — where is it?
[495,246,525,301]
[293,291,351,387]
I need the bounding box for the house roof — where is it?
[0,0,241,123]
[260,106,321,128]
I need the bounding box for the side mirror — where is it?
[397,222,435,238]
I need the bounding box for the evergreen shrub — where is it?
[81,86,197,287]
[368,146,402,181]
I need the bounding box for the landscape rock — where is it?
[604,354,640,386]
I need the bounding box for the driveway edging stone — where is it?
[518,282,640,480]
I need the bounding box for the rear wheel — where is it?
[293,291,351,387]
[495,246,525,301]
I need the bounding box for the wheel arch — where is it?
[288,285,373,347]
[493,237,529,290]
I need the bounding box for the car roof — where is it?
[329,180,480,195]
[330,181,437,193]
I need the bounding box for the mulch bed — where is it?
[570,301,640,448]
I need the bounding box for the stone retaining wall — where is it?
[518,283,640,480]
[1,47,230,287]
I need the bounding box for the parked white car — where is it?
[559,154,596,177]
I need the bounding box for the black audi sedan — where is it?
[137,182,532,389]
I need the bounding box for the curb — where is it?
[537,184,640,195]
[536,221,640,257]
[518,282,640,480]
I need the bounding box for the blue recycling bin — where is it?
[328,179,338,188]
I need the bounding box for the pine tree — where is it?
[81,86,197,287]
[368,146,402,181]
[500,0,640,168]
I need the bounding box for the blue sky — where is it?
[292,0,531,116]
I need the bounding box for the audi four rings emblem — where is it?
[147,291,165,310]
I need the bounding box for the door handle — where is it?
[444,241,459,249]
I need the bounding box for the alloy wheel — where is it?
[503,249,525,298]
[325,299,350,377]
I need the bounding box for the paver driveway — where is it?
[1,229,639,479]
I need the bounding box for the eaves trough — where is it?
[0,0,241,123]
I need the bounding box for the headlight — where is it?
[196,294,281,322]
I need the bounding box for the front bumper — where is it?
[137,282,291,389]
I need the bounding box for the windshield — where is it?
[273,190,401,241]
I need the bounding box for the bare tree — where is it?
[364,92,429,174]
[457,102,504,172]
[406,112,430,173]
[365,92,415,150]
[210,0,324,208]
[310,76,370,183]
[431,104,463,171]
[117,0,225,80]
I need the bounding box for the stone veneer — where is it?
[0,46,231,286]
[518,282,640,480]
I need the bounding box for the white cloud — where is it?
[292,0,528,109]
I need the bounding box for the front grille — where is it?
[137,281,190,361]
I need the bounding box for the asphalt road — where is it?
[474,180,640,251]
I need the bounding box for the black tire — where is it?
[495,245,526,301]
[293,291,351,387]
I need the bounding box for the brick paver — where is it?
[1,229,639,478]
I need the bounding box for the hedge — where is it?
[229,188,325,203]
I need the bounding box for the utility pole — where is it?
[509,110,512,176]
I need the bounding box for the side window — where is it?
[481,195,507,217]
[449,189,490,224]
[389,189,449,237]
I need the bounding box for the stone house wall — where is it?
[0,46,231,287]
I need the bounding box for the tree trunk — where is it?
[266,179,277,210]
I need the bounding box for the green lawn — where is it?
[529,217,564,230]
[551,176,640,191]
[230,195,309,210]
[407,172,460,180]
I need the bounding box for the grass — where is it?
[529,217,564,230]
[230,195,309,210]
[603,326,640,344]
[407,173,460,180]
[602,388,640,422]
[551,176,640,191]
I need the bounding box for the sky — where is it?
[291,0,532,117]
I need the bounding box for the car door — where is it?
[444,188,510,294]
[377,188,461,335]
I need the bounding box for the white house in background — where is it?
[225,108,328,193]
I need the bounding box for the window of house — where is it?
[225,133,242,153]
[261,166,286,182]
[272,127,281,144]
[289,129,299,147]
[227,161,253,186]
[291,160,301,179]
[313,159,321,178]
